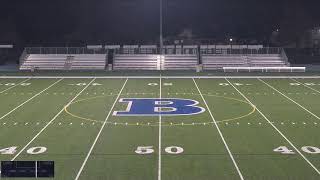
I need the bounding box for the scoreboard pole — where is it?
[160,0,163,54]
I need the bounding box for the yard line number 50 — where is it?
[135,146,184,155]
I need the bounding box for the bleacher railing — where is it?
[25,47,108,54]
[223,67,306,73]
[25,47,281,55]
[201,47,282,55]
[114,48,198,55]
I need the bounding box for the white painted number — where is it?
[165,146,184,154]
[274,146,320,154]
[148,83,158,86]
[0,146,17,155]
[219,83,230,86]
[26,146,47,154]
[290,82,320,86]
[0,83,31,86]
[70,83,102,86]
[20,83,31,86]
[135,146,154,154]
[0,146,47,155]
[135,146,184,155]
[301,146,320,154]
[76,83,87,86]
[148,83,173,86]
[92,83,102,86]
[290,83,301,86]
[5,83,15,86]
[305,83,316,86]
[163,83,173,86]
[273,146,295,154]
[233,83,244,86]
[219,83,251,86]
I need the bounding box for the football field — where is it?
[0,76,319,180]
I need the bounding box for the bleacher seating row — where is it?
[202,55,247,70]
[20,54,106,70]
[202,54,288,70]
[113,54,198,70]
[248,55,287,67]
[113,55,159,70]
[163,55,198,70]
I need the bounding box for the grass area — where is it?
[0,77,319,180]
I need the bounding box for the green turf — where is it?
[0,77,319,180]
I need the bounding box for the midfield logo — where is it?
[113,98,205,116]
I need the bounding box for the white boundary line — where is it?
[0,78,63,121]
[225,78,320,175]
[74,78,128,180]
[0,78,30,93]
[258,78,320,120]
[290,78,320,94]
[193,78,245,180]
[11,78,96,161]
[158,76,162,180]
[0,76,320,79]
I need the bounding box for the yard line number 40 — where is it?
[274,146,320,154]
[0,146,47,155]
[0,83,31,86]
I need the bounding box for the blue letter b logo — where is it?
[113,98,205,116]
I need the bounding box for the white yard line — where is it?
[11,78,96,161]
[258,78,320,120]
[74,78,128,180]
[0,78,63,121]
[225,78,320,175]
[193,78,245,180]
[291,78,320,94]
[0,78,30,94]
[158,76,162,180]
[0,76,320,79]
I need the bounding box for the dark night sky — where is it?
[1,0,320,44]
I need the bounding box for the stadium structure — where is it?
[0,43,319,180]
[18,44,299,72]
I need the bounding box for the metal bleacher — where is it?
[20,54,67,70]
[112,45,198,70]
[20,47,107,71]
[19,45,294,72]
[113,54,160,70]
[201,45,289,70]
[69,54,107,70]
[247,54,287,67]
[163,54,198,70]
[202,55,247,69]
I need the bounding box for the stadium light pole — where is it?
[159,0,163,54]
